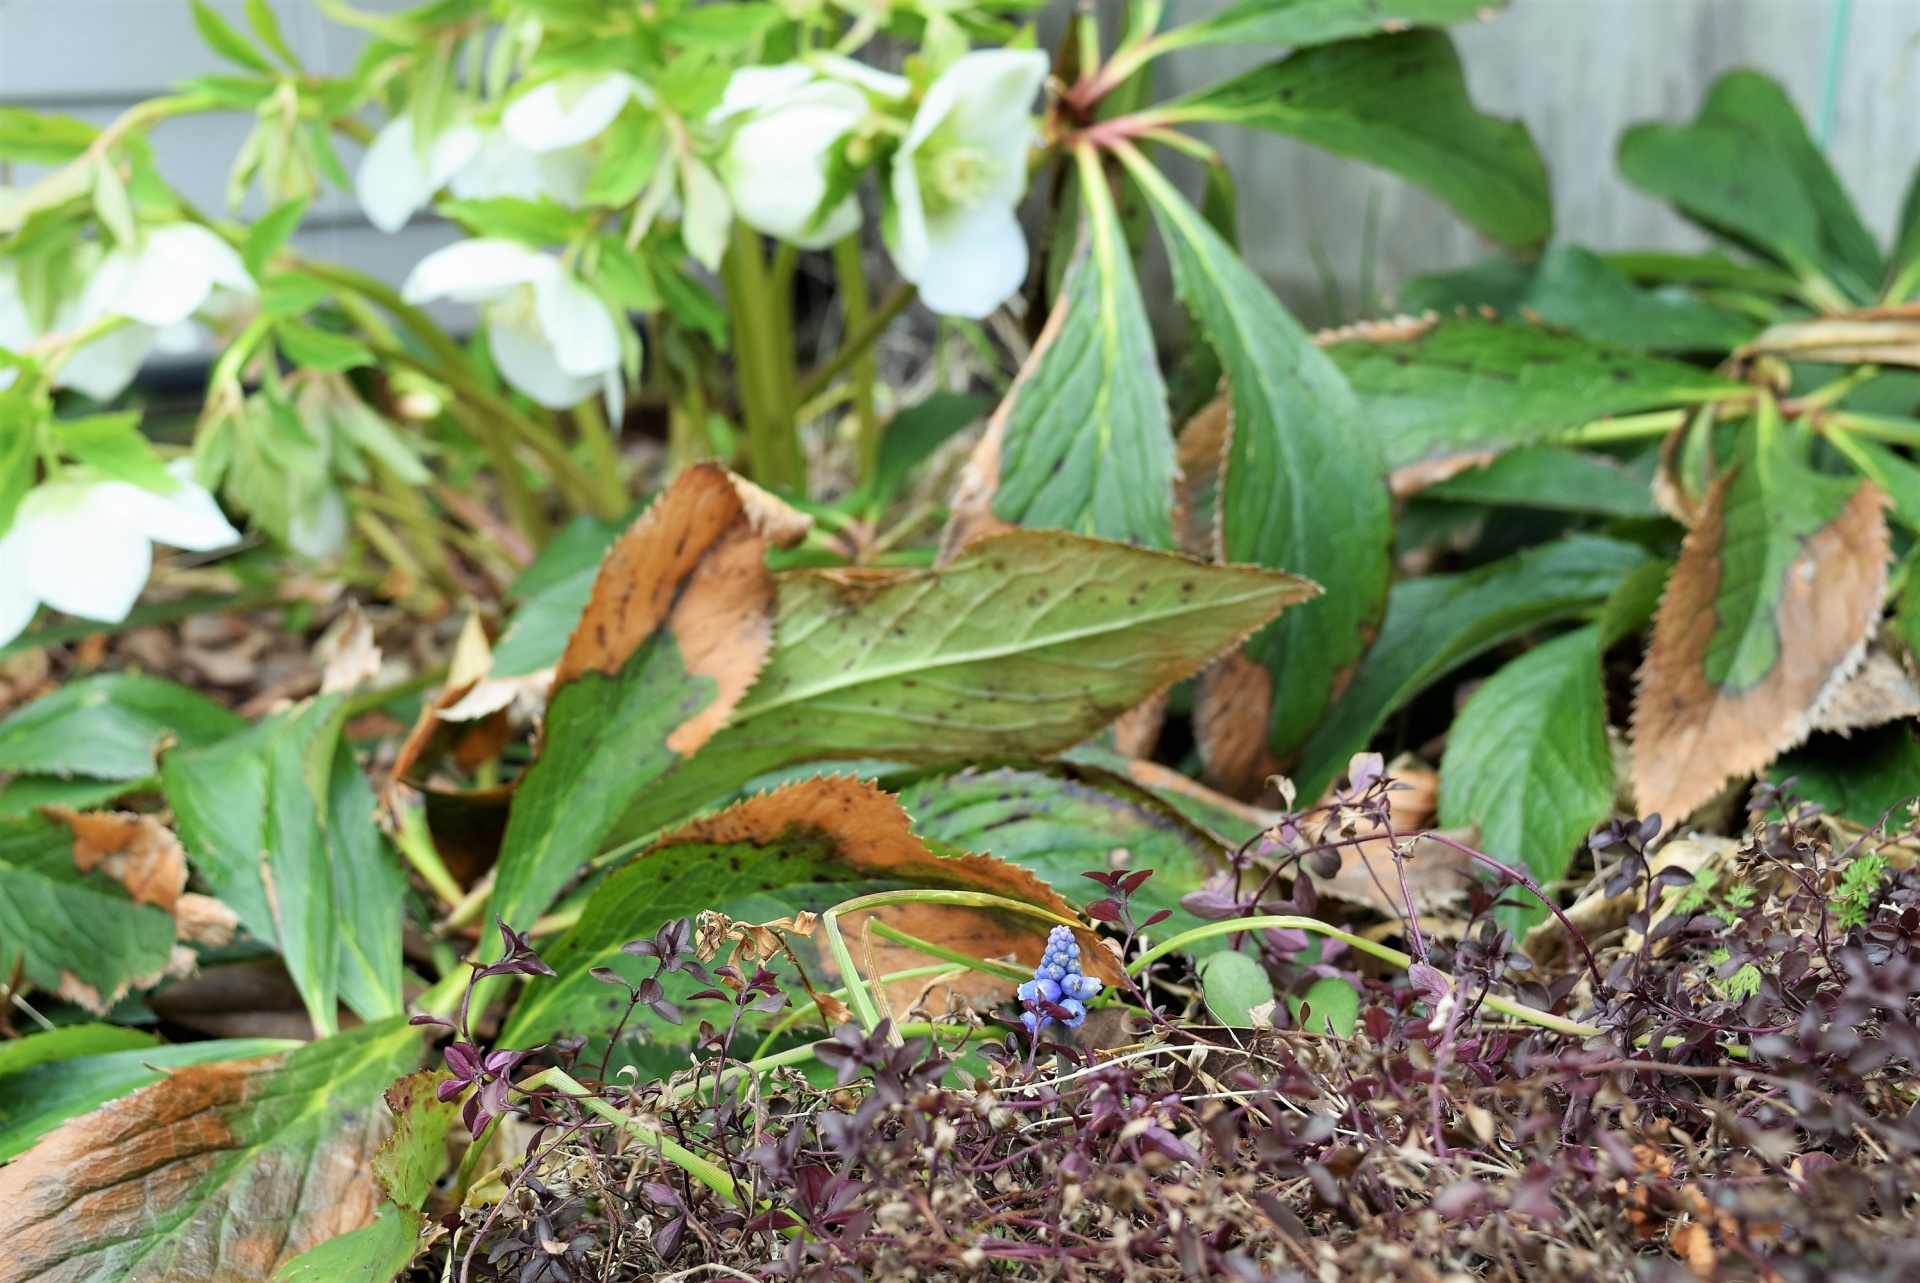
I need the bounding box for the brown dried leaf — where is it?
[1809,643,1920,735]
[555,463,783,758]
[1631,478,1890,827]
[1308,769,1475,918]
[53,806,186,911]
[1194,648,1281,801]
[1173,392,1229,560]
[317,602,381,695]
[1110,690,1167,760]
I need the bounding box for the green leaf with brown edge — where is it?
[0,672,245,780]
[605,530,1316,848]
[0,1035,297,1163]
[0,1017,421,1283]
[888,764,1226,950]
[1619,70,1882,304]
[1118,146,1387,761]
[990,155,1175,548]
[505,776,1106,1050]
[485,464,796,948]
[0,810,175,1013]
[1295,534,1652,800]
[1631,412,1890,827]
[1322,316,1744,478]
[273,1069,456,1283]
[1158,0,1498,54]
[1419,445,1658,516]
[1159,30,1549,252]
[1439,626,1615,937]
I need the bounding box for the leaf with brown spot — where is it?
[1632,413,1891,827]
[0,1017,421,1283]
[47,806,240,948]
[486,464,789,948]
[502,777,1106,1048]
[609,529,1317,849]
[1172,391,1228,560]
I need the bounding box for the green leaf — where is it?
[277,319,375,371]
[0,773,149,817]
[1827,427,1920,535]
[1888,162,1920,303]
[53,411,177,491]
[274,1206,422,1283]
[1290,974,1360,1037]
[162,698,405,1031]
[992,162,1175,548]
[1163,30,1549,251]
[0,1036,295,1163]
[1323,316,1743,473]
[92,161,138,248]
[1121,147,1390,758]
[246,198,310,278]
[190,0,278,74]
[438,196,588,245]
[584,112,664,208]
[1439,626,1615,936]
[0,673,245,780]
[888,765,1224,946]
[0,108,99,165]
[1295,534,1651,798]
[0,811,176,1010]
[246,0,300,65]
[0,1023,156,1075]
[1619,70,1882,302]
[1198,950,1273,1027]
[861,392,988,511]
[260,268,334,316]
[1162,0,1494,53]
[1771,724,1920,828]
[607,530,1317,849]
[1420,445,1658,516]
[659,1,780,47]
[0,1019,422,1279]
[1404,242,1760,354]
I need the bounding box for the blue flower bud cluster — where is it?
[1017,925,1103,1033]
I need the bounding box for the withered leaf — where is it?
[0,1018,420,1283]
[1193,647,1281,801]
[1632,419,1890,827]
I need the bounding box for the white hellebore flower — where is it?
[0,459,240,647]
[502,72,647,153]
[355,116,483,235]
[83,222,255,329]
[713,65,871,250]
[888,49,1049,319]
[402,238,623,413]
[449,128,592,208]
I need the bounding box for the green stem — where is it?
[868,920,1032,983]
[831,235,881,480]
[1553,408,1691,444]
[1825,409,1920,447]
[516,1067,742,1203]
[393,795,464,908]
[722,223,803,490]
[569,397,630,515]
[1130,915,1604,1039]
[794,282,915,406]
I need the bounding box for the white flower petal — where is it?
[289,486,348,561]
[486,307,599,409]
[56,323,157,401]
[114,458,241,551]
[712,63,819,122]
[18,481,151,623]
[0,525,39,648]
[913,202,1028,319]
[401,238,550,306]
[502,73,641,153]
[720,83,866,248]
[532,269,620,379]
[356,118,484,234]
[356,117,432,235]
[904,49,1048,155]
[886,152,931,283]
[98,224,253,327]
[449,129,590,207]
[808,53,911,101]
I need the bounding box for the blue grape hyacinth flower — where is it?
[1017,925,1103,1034]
